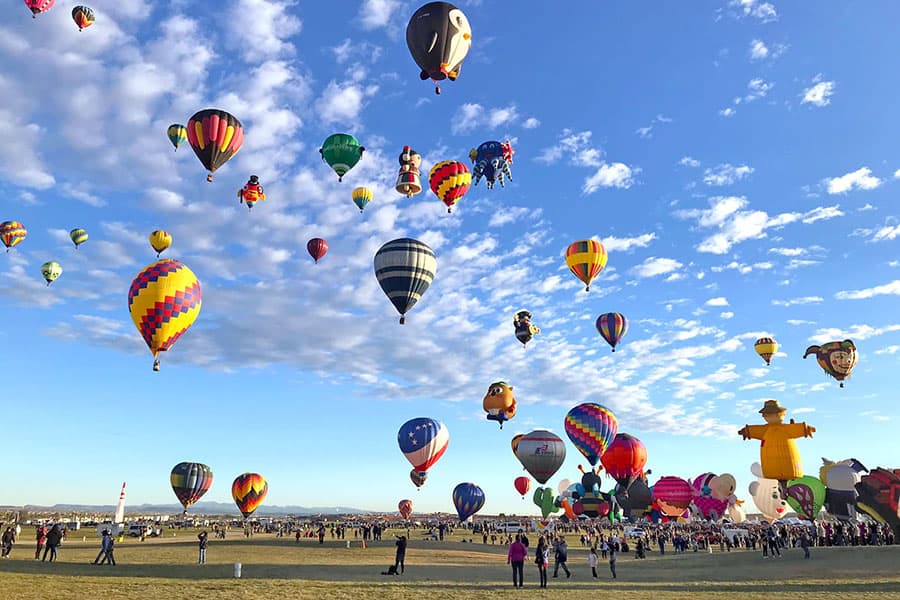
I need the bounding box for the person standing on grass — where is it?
[394,535,407,574]
[609,544,617,579]
[552,535,570,578]
[507,534,527,588]
[42,524,62,562]
[93,530,112,565]
[35,525,47,560]
[587,546,598,577]
[800,531,811,559]
[534,536,549,588]
[198,530,208,564]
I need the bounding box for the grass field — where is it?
[1,528,898,599]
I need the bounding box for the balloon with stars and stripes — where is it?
[398,417,449,486]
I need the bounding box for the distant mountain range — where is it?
[7,501,373,516]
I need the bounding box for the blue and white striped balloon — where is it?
[374,238,437,324]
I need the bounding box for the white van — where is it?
[496,521,526,533]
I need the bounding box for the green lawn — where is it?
[1,528,898,599]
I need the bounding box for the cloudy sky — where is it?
[2,0,899,516]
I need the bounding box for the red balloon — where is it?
[652,476,693,517]
[513,476,531,498]
[398,499,413,519]
[307,238,328,264]
[600,433,647,483]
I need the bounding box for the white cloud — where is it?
[451,103,520,135]
[703,163,754,186]
[772,296,823,306]
[537,130,601,167]
[228,0,302,62]
[631,257,683,278]
[315,81,376,124]
[603,233,656,252]
[749,39,786,61]
[331,38,382,65]
[835,280,900,300]
[769,247,807,257]
[636,126,653,139]
[809,324,900,343]
[802,76,835,107]
[824,167,881,194]
[894,169,900,179]
[720,311,734,319]
[706,297,729,307]
[871,225,900,242]
[802,205,843,223]
[710,260,774,274]
[679,156,701,167]
[786,319,815,326]
[488,206,531,227]
[583,162,637,193]
[734,0,778,22]
[875,345,900,355]
[719,107,736,118]
[743,78,773,102]
[358,0,400,30]
[523,117,541,129]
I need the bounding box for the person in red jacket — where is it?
[35,525,47,560]
[507,534,528,588]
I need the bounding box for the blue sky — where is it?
[2,0,899,517]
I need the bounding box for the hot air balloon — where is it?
[510,434,524,460]
[352,187,372,213]
[0,221,27,252]
[374,238,436,324]
[406,2,472,95]
[24,0,54,17]
[470,140,513,189]
[128,259,202,372]
[398,499,413,519]
[482,381,516,428]
[652,476,693,517]
[803,339,857,387]
[748,462,788,523]
[533,486,559,519]
[690,473,729,521]
[40,261,62,286]
[754,337,778,366]
[596,313,629,352]
[452,482,484,521]
[71,5,94,30]
[513,310,540,348]
[170,462,213,513]
[149,230,172,257]
[398,417,449,488]
[429,160,471,213]
[738,399,815,483]
[69,228,88,249]
[167,124,187,151]
[784,475,826,521]
[565,239,607,292]
[601,433,647,486]
[410,469,428,488]
[238,175,266,211]
[396,146,423,197]
[319,134,364,182]
[307,238,328,264]
[516,430,566,484]
[232,473,268,518]
[514,476,531,499]
[186,109,244,182]
[564,403,618,466]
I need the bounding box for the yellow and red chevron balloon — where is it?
[429,160,472,213]
[127,259,202,371]
[565,239,607,292]
[564,403,618,466]
[232,472,268,518]
[0,221,27,252]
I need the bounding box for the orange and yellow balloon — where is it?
[565,239,607,291]
[232,473,268,518]
[149,230,172,257]
[128,259,202,371]
[0,221,27,252]
[429,160,471,213]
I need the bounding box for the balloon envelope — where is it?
[232,473,268,518]
[0,221,27,251]
[398,417,449,477]
[398,499,413,519]
[69,228,88,248]
[516,430,566,484]
[754,337,778,366]
[452,482,484,521]
[167,124,188,151]
[374,238,437,324]
[186,109,244,181]
[170,462,213,511]
[564,403,618,466]
[71,6,94,30]
[149,230,172,256]
[429,160,471,212]
[320,133,364,181]
[514,476,531,498]
[565,239,607,291]
[307,238,328,263]
[596,313,629,352]
[406,2,472,92]
[652,476,693,516]
[601,433,647,484]
[40,261,62,285]
[352,187,372,212]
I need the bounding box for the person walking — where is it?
[552,536,571,578]
[800,531,811,559]
[101,535,116,565]
[198,530,209,565]
[535,536,549,588]
[42,525,62,562]
[609,544,618,579]
[93,530,112,565]
[588,546,599,577]
[35,525,47,560]
[1,526,15,558]
[394,534,407,574]
[507,534,527,588]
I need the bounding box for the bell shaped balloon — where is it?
[804,339,857,387]
[516,430,566,484]
[429,160,471,213]
[352,187,372,213]
[514,476,531,499]
[307,238,328,264]
[398,417,449,487]
[410,469,428,488]
[596,312,629,352]
[71,5,94,30]
[0,221,27,252]
[601,433,647,486]
[232,473,268,518]
[564,403,618,466]
[398,499,413,519]
[69,228,88,249]
[167,124,187,151]
[186,109,244,182]
[40,261,62,286]
[452,482,484,522]
[374,238,436,324]
[320,134,364,182]
[24,0,54,17]
[565,239,607,292]
[128,259,202,372]
[396,146,423,197]
[149,230,171,257]
[754,337,778,366]
[170,462,213,513]
[407,2,472,95]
